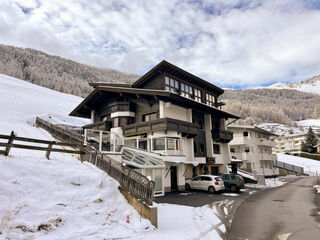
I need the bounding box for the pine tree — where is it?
[300,127,318,153]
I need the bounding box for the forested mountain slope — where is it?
[221,89,320,125]
[0,44,139,97]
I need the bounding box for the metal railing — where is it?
[35,117,155,205]
[273,160,304,174]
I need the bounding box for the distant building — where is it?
[228,125,279,177]
[273,132,320,153]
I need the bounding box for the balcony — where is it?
[212,129,233,143]
[82,120,112,132]
[261,153,277,161]
[258,139,276,147]
[123,118,200,138]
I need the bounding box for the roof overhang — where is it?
[132,60,224,96]
[228,125,278,137]
[69,86,240,119]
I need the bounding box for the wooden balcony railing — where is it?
[123,118,200,138]
[212,129,233,143]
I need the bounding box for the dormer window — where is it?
[206,93,215,106]
[165,76,179,93]
[181,83,193,99]
[194,88,202,103]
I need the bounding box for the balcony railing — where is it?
[123,137,184,155]
[258,139,275,147]
[123,118,200,138]
[212,129,233,143]
[82,120,112,132]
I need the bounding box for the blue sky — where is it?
[1,0,320,89]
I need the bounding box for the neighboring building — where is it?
[228,125,279,177]
[70,60,240,195]
[273,133,307,153]
[273,132,320,153]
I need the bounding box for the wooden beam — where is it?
[0,134,80,147]
[46,143,53,159]
[0,142,83,154]
[4,131,15,156]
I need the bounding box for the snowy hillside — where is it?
[0,74,228,239]
[0,74,154,239]
[268,75,320,95]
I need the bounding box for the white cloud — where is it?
[1,0,320,88]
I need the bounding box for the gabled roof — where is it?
[69,86,240,120]
[228,125,278,136]
[132,60,224,95]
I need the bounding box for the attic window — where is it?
[194,88,202,102]
[165,76,179,93]
[181,83,193,98]
[206,93,215,106]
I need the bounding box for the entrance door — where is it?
[211,166,219,175]
[170,166,178,191]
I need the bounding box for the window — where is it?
[165,76,179,93]
[206,93,215,106]
[213,144,220,154]
[143,112,157,122]
[245,146,250,152]
[167,138,175,150]
[243,131,249,137]
[181,82,193,98]
[222,174,230,180]
[230,148,235,153]
[192,176,201,181]
[113,117,132,127]
[194,88,202,102]
[200,143,205,153]
[246,163,252,169]
[153,139,165,150]
[201,176,212,181]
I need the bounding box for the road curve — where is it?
[227,177,320,240]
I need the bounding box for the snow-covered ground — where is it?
[0,75,226,239]
[277,153,320,176]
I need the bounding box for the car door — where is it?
[222,174,231,189]
[200,176,212,190]
[191,176,201,189]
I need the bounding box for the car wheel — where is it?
[208,186,215,193]
[230,185,238,193]
[185,183,191,191]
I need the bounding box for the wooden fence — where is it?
[35,117,155,205]
[0,131,83,159]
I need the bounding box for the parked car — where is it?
[185,175,225,193]
[219,173,245,192]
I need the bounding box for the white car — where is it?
[185,175,225,193]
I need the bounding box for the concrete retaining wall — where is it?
[119,186,158,228]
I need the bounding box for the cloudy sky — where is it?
[1,0,320,88]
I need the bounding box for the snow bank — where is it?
[277,153,320,176]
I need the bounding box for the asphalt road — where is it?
[227,177,320,240]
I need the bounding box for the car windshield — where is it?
[215,177,222,181]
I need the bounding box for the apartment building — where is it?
[228,125,279,177]
[274,132,320,153]
[70,60,240,195]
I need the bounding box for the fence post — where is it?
[46,143,53,160]
[5,131,15,156]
